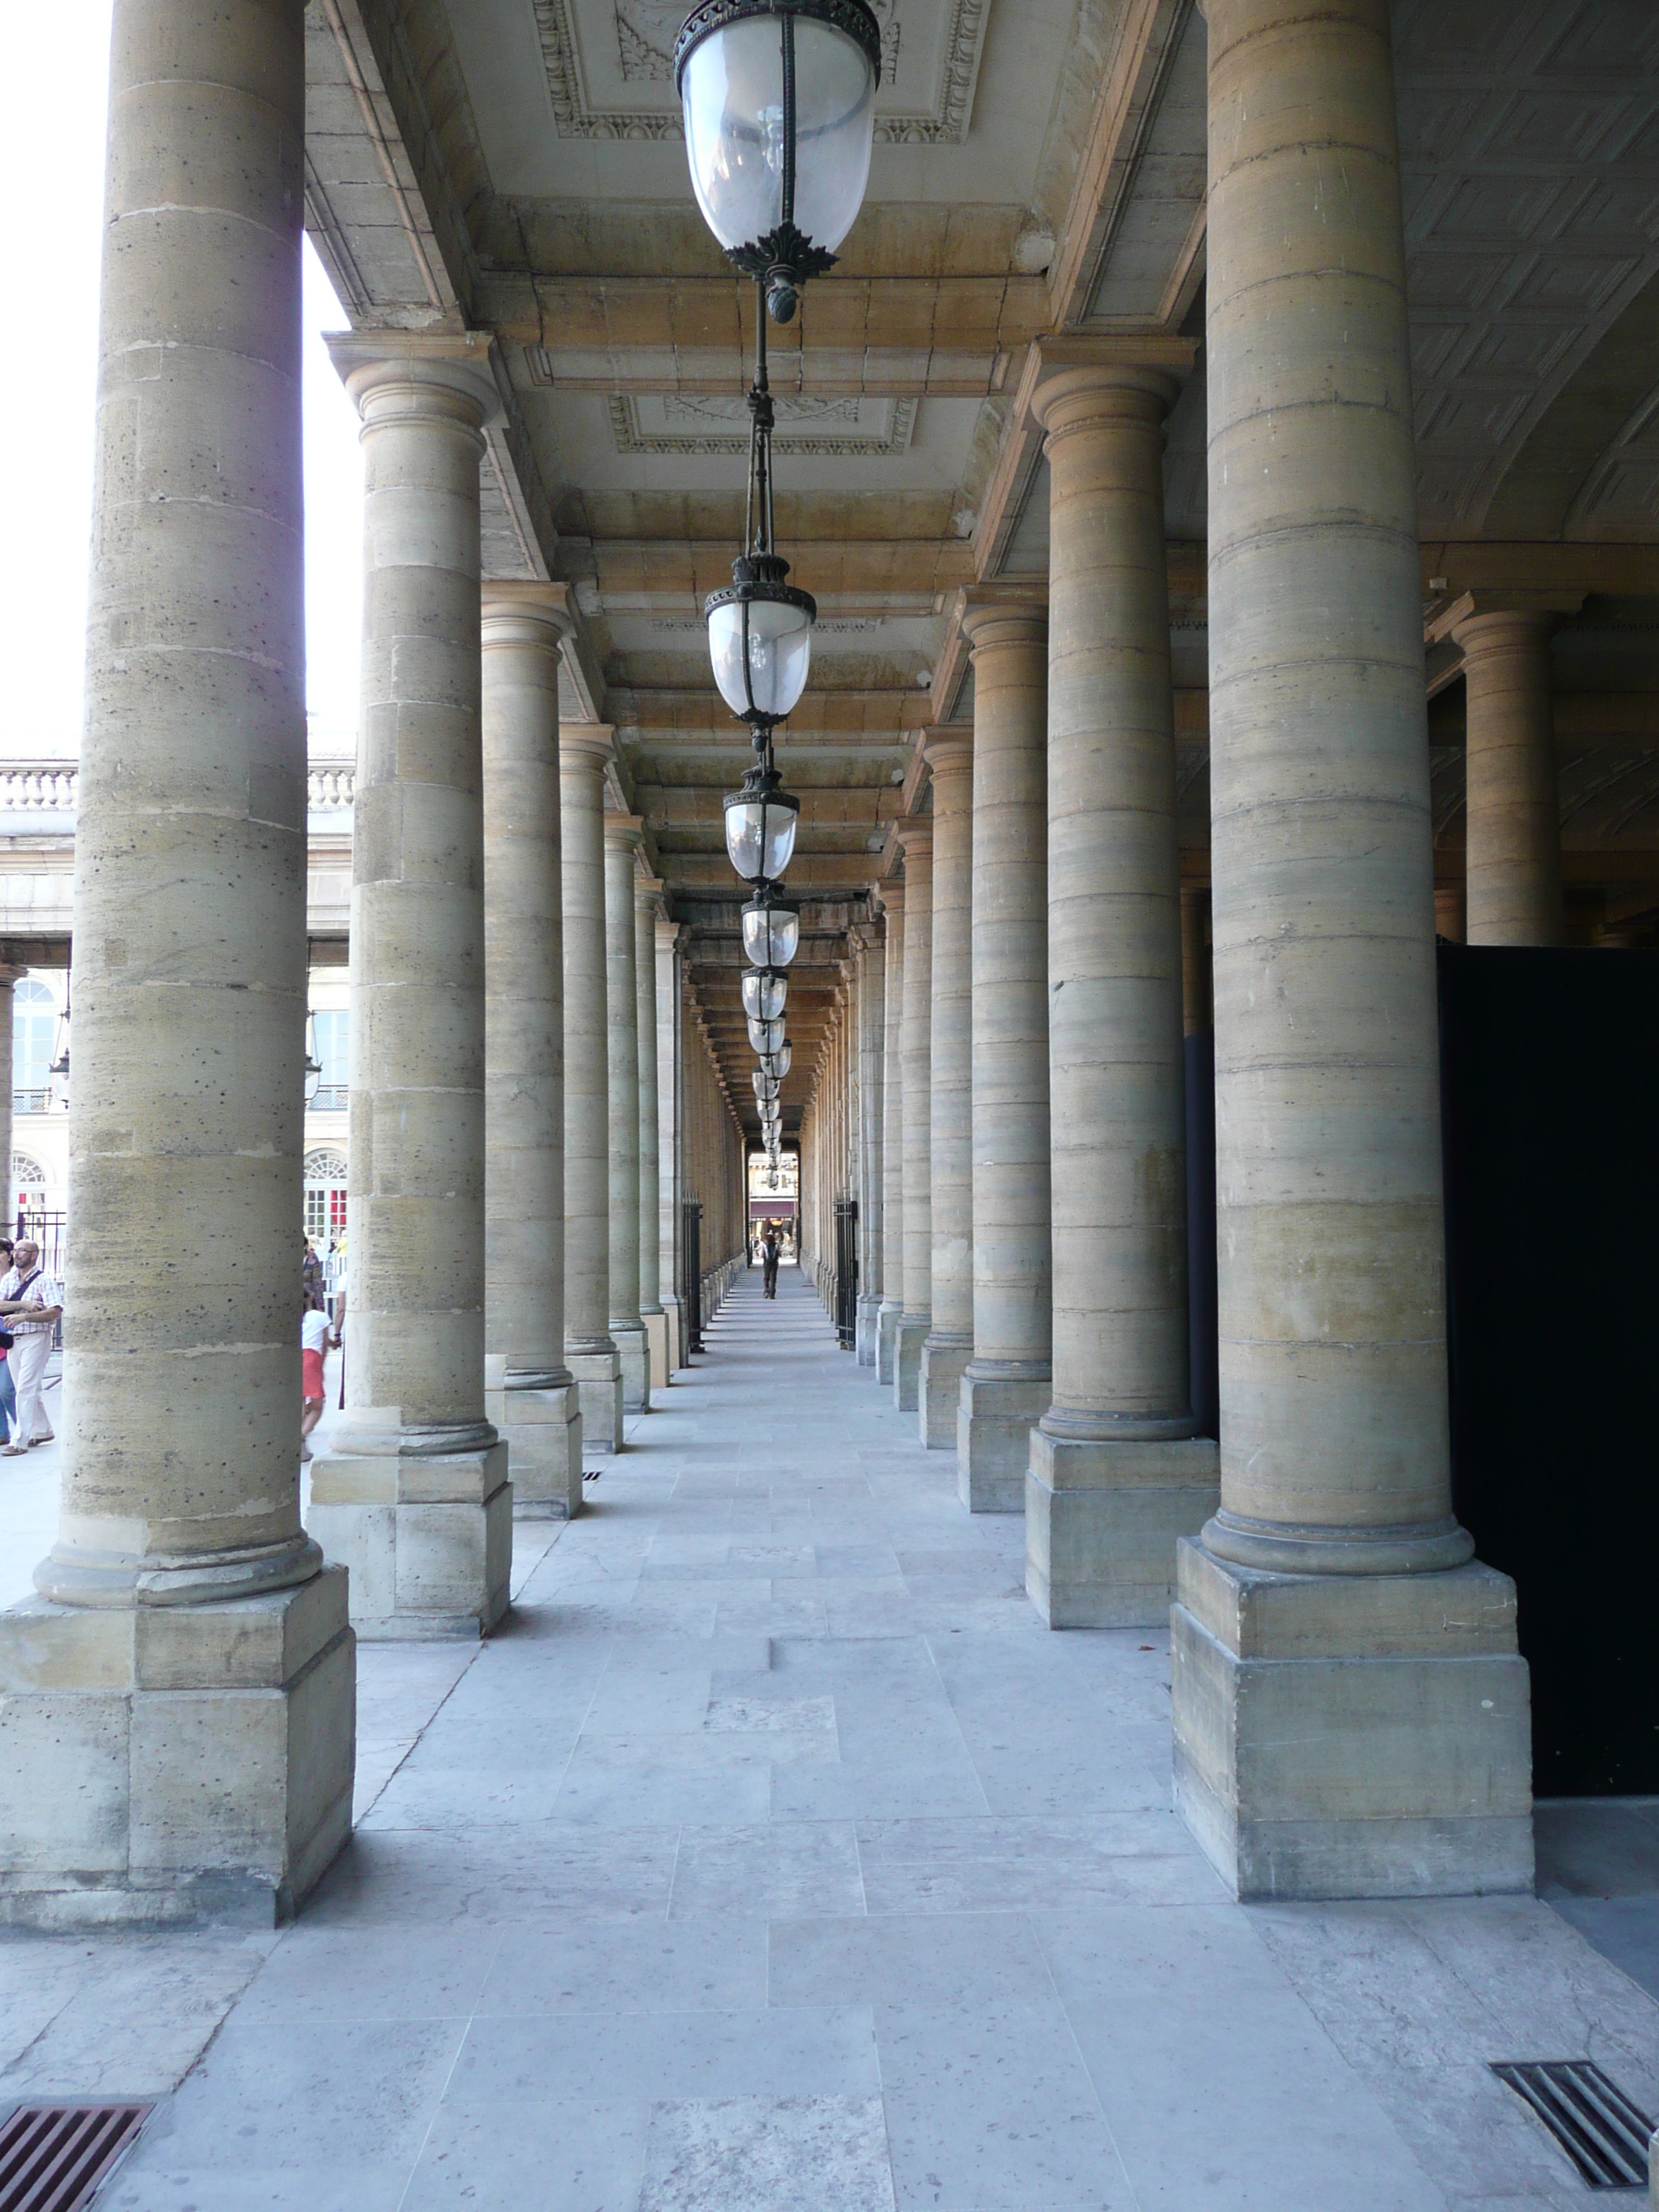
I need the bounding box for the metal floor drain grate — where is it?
[0,2103,152,2212]
[1491,2061,1654,2189]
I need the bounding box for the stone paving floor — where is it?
[2,1272,1658,2208]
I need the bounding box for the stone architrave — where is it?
[308,331,512,1640]
[637,878,670,1393]
[605,814,651,1411]
[561,731,624,1449]
[874,881,906,1385]
[1025,346,1218,1626]
[1171,0,1532,1902]
[481,583,583,1518]
[920,738,975,1448]
[956,597,1052,1511]
[892,825,933,1410]
[0,0,355,1925]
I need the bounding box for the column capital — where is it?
[957,584,1048,657]
[1432,589,1583,652]
[922,731,974,781]
[603,811,646,853]
[634,873,668,920]
[894,819,933,863]
[0,963,30,987]
[481,580,577,652]
[872,877,905,920]
[326,329,503,433]
[559,723,615,769]
[1029,333,1194,444]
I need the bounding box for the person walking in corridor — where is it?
[761,1223,781,1300]
[0,1239,61,1453]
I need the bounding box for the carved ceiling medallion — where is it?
[610,392,920,454]
[533,0,987,144]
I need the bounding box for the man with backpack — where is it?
[0,1238,62,1454]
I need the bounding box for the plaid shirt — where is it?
[1,1267,61,1336]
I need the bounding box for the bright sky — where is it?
[1,0,364,761]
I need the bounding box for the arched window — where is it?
[12,981,56,1115]
[303,1149,349,1245]
[10,1154,45,1191]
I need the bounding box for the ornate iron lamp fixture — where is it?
[742,968,788,1022]
[742,886,800,968]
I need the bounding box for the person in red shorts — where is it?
[301,1299,336,1462]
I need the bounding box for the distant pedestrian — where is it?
[0,1240,62,1454]
[301,1301,336,1462]
[761,1223,781,1299]
[302,1236,325,1312]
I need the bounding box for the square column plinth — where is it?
[644,1310,672,1394]
[310,1443,511,1640]
[920,1338,972,1450]
[615,1324,652,1413]
[0,1568,354,1929]
[1172,1539,1534,1900]
[893,1317,928,1411]
[570,1349,624,1452]
[855,1295,880,1367]
[486,1367,582,1519]
[1027,1432,1219,1627]
[876,1300,902,1386]
[958,1371,1048,1513]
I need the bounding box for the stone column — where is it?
[0,0,356,1925]
[1171,0,1531,1901]
[1434,886,1467,944]
[0,966,25,1230]
[874,883,906,1382]
[657,919,685,1367]
[920,737,974,1446]
[309,331,511,1640]
[605,813,650,1411]
[1180,889,1213,1034]
[957,601,1052,1511]
[637,878,669,1393]
[855,921,884,1364]
[561,731,622,1449]
[480,583,582,1519]
[1022,351,1217,1626]
[894,824,933,1408]
[1452,605,1565,946]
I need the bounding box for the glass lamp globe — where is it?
[760,1041,793,1081]
[747,1014,786,1055]
[753,1069,781,1102]
[742,889,799,968]
[707,562,815,723]
[724,762,801,884]
[742,968,788,1022]
[676,0,881,322]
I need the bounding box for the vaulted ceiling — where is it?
[304,0,1659,1132]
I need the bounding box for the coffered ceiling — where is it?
[304,0,1659,1133]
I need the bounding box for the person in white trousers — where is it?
[0,1239,62,1455]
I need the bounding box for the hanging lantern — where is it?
[747,1013,786,1054]
[760,1040,793,1081]
[742,968,788,1022]
[676,0,881,325]
[709,562,816,728]
[752,1068,781,1102]
[724,759,801,884]
[742,887,799,968]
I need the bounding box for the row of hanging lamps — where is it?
[677,0,880,1157]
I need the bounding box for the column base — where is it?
[1172,1537,1534,1901]
[644,1307,672,1390]
[1026,1430,1219,1627]
[920,1334,972,1449]
[893,1313,929,1411]
[876,1298,902,1386]
[613,1322,652,1413]
[0,1568,354,1929]
[486,1377,583,1519]
[957,1368,1048,1513]
[661,1292,685,1373]
[309,1440,511,1640]
[569,1348,624,1452]
[855,1294,881,1367]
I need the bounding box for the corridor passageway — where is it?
[1,1273,1653,2210]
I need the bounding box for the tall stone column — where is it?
[561,732,623,1448]
[894,824,933,1408]
[1452,604,1565,946]
[1024,351,1217,1626]
[957,601,1052,1511]
[1172,0,1531,1900]
[605,813,650,1411]
[310,331,511,1640]
[875,883,906,1383]
[480,583,582,1519]
[855,921,884,1364]
[637,878,669,1392]
[0,0,356,1924]
[657,919,685,1367]
[920,738,974,1446]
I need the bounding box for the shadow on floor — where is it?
[1537,1798,1659,2001]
